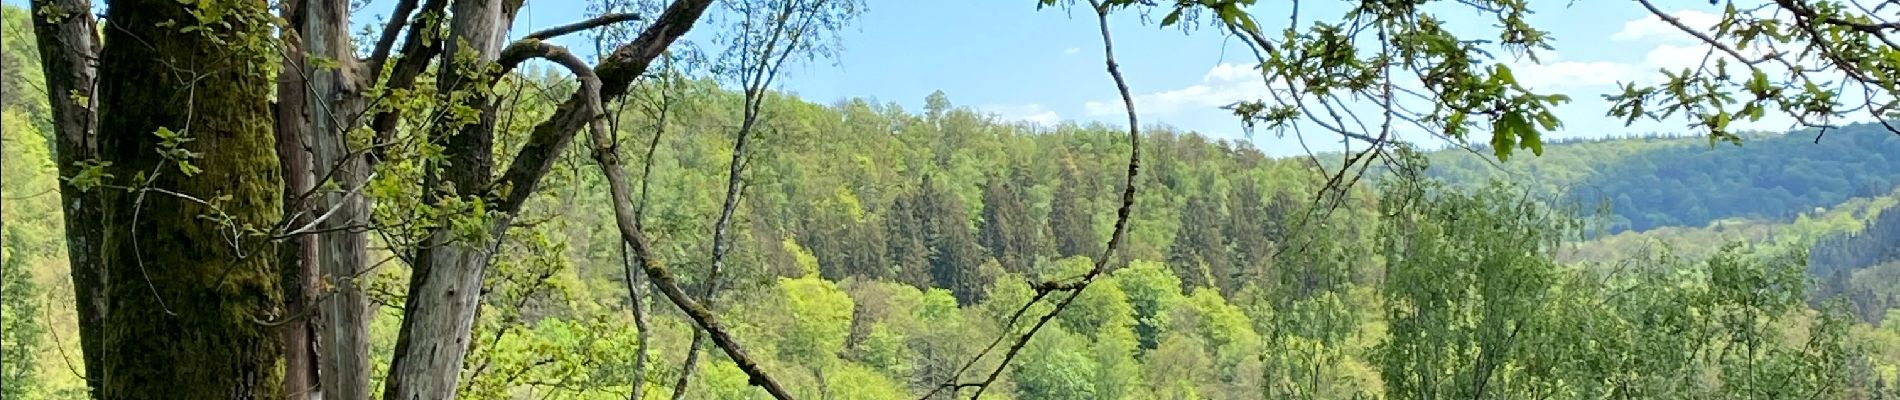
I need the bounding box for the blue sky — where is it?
[508,0,1776,157]
[7,0,1787,156]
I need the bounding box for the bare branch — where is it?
[1773,0,1900,34]
[365,0,449,164]
[366,0,420,73]
[672,0,830,394]
[1633,0,1767,65]
[563,41,798,397]
[620,53,673,400]
[451,0,789,396]
[490,0,719,215]
[522,12,642,41]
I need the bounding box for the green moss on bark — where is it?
[92,0,284,398]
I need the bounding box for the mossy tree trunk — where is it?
[93,0,284,398]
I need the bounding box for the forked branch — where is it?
[578,66,800,400]
[506,37,795,400]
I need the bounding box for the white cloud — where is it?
[1642,44,1710,73]
[1613,10,1722,42]
[1508,9,1796,91]
[1084,62,1267,117]
[1064,47,1082,55]
[978,103,1062,125]
[1655,40,1790,70]
[1202,63,1258,82]
[1509,53,1641,90]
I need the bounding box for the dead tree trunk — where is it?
[301,0,374,398]
[383,1,513,398]
[274,2,321,397]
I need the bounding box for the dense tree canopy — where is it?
[3,0,1900,399]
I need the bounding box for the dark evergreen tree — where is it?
[883,191,933,288]
[1808,205,1900,321]
[916,175,989,304]
[980,172,1039,274]
[1167,188,1229,292]
[1047,164,1100,260]
[843,218,891,281]
[1224,178,1277,287]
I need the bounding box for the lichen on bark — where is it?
[92,0,285,398]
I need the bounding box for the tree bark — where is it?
[272,2,321,395]
[380,0,716,397]
[620,242,653,400]
[26,0,103,395]
[277,1,376,397]
[93,0,285,398]
[297,0,375,398]
[489,0,717,214]
[382,0,510,398]
[365,0,448,161]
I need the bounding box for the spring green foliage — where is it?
[360,66,1884,397]
[3,12,87,394]
[3,110,49,400]
[6,60,1893,396]
[4,1,1900,398]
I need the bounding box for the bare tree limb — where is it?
[365,0,449,164]
[619,239,655,400]
[490,0,719,216]
[1632,0,1764,65]
[619,18,669,400]
[366,0,420,74]
[635,57,674,222]
[551,39,796,397]
[671,0,823,395]
[523,12,642,41]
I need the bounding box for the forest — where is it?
[2,0,1900,399]
[1427,126,1900,233]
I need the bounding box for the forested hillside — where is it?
[1430,126,1900,233]
[10,73,1894,396]
[1810,201,1900,324]
[1426,125,1900,331]
[3,1,1900,399]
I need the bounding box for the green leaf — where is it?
[1161,9,1182,27]
[1490,110,1542,160]
[1492,63,1518,85]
